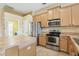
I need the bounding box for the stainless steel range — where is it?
[46,30,61,51]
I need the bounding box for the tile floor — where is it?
[36,46,68,56]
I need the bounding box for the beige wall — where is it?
[42,27,79,33]
[4,12,23,36]
[0,8,4,37]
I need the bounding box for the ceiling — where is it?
[0,3,54,14]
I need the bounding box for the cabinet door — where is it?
[54,7,60,19]
[60,7,72,26]
[72,4,79,26]
[19,43,36,56]
[68,39,78,56]
[42,13,48,27]
[5,46,19,56]
[39,35,46,46]
[60,36,68,52]
[48,9,54,20]
[40,13,48,27]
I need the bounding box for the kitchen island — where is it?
[0,36,37,56]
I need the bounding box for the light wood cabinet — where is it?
[39,34,46,46]
[68,38,78,56]
[48,7,60,20]
[48,9,54,20]
[33,12,48,27]
[60,36,68,52]
[60,6,72,26]
[5,46,19,56]
[60,35,78,56]
[19,43,36,56]
[41,12,48,27]
[54,7,60,19]
[72,4,79,26]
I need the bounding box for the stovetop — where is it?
[46,32,61,37]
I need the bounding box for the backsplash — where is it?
[42,27,79,33]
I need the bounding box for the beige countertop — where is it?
[6,36,37,49]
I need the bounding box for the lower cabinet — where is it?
[60,36,68,52]
[19,43,36,56]
[60,35,78,56]
[68,38,78,56]
[39,35,46,46]
[5,46,19,56]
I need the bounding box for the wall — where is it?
[23,15,33,36]
[42,27,79,33]
[4,12,23,36]
[0,8,4,37]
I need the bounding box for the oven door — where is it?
[46,36,59,46]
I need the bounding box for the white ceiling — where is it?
[0,3,54,14]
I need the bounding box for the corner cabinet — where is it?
[68,38,78,56]
[60,6,72,26]
[72,4,79,26]
[33,12,48,27]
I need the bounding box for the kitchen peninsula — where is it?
[0,36,36,56]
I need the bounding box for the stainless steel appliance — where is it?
[31,21,42,37]
[48,18,60,27]
[31,21,42,45]
[46,30,61,51]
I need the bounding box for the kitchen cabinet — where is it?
[54,7,60,19]
[33,15,40,22]
[60,35,78,56]
[33,12,48,27]
[41,12,48,27]
[5,46,19,56]
[72,4,79,26]
[39,34,46,46]
[19,43,36,56]
[60,36,68,52]
[48,7,60,20]
[60,6,72,26]
[68,38,78,56]
[33,16,37,22]
[48,9,54,20]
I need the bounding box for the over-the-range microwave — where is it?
[48,19,60,27]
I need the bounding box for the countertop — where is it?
[6,36,37,49]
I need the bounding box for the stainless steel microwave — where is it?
[48,19,60,27]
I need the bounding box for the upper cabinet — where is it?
[33,15,41,22]
[33,12,48,27]
[48,9,54,20]
[41,12,48,27]
[60,6,72,26]
[33,4,79,27]
[61,4,79,26]
[72,4,79,26]
[48,7,60,20]
[54,7,60,19]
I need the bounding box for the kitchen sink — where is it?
[73,38,79,45]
